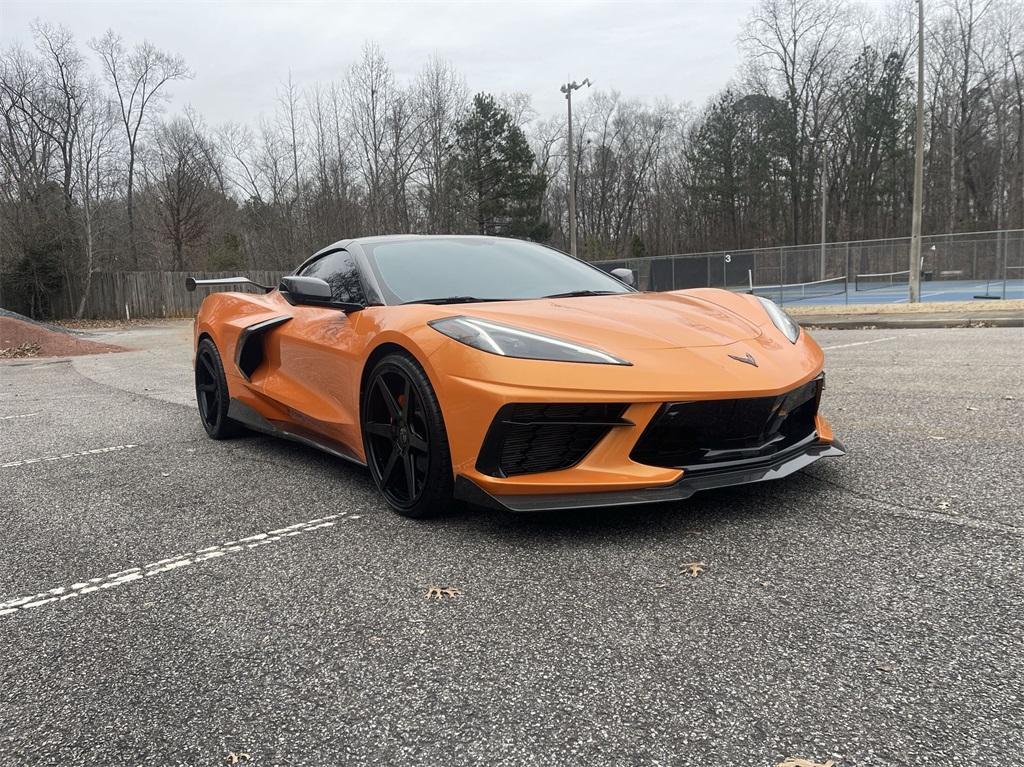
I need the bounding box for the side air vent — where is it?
[476,403,630,477]
[234,315,291,381]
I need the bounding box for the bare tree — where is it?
[328,81,355,214]
[948,0,994,229]
[185,107,226,196]
[500,91,537,128]
[73,80,116,317]
[90,30,190,267]
[306,81,359,242]
[386,85,426,232]
[0,44,66,316]
[415,56,468,232]
[347,42,394,232]
[742,0,851,244]
[149,118,216,270]
[572,93,676,258]
[993,0,1024,227]
[276,72,305,254]
[218,121,265,202]
[25,22,85,207]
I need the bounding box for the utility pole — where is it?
[560,78,591,258]
[809,135,829,279]
[909,0,925,303]
[820,155,828,280]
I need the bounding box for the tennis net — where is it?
[748,275,848,305]
[855,269,910,291]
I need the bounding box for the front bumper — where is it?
[427,336,840,508]
[454,436,846,512]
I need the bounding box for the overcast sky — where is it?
[2,1,757,125]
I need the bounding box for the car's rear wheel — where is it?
[362,352,453,518]
[195,338,244,439]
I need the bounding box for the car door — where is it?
[259,249,369,454]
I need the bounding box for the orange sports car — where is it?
[188,235,844,517]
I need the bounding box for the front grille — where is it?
[477,403,629,477]
[630,375,823,470]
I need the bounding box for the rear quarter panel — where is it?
[193,291,292,384]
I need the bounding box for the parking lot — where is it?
[1,322,1021,766]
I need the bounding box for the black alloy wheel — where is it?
[195,338,244,439]
[362,352,453,518]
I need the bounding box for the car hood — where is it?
[440,291,763,351]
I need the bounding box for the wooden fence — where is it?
[50,270,289,320]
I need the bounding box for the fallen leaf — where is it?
[679,562,705,578]
[777,759,836,767]
[0,342,41,359]
[966,406,978,411]
[424,585,462,600]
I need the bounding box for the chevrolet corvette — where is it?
[188,235,844,517]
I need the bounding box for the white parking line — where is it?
[820,336,898,351]
[0,513,362,617]
[0,444,138,469]
[0,412,40,421]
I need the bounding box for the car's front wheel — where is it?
[361,352,454,518]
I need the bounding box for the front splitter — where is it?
[455,440,846,513]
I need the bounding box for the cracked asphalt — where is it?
[0,322,1021,766]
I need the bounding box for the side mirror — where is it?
[610,268,635,287]
[280,275,332,302]
[279,275,366,312]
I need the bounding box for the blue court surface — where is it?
[743,278,1024,307]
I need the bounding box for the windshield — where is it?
[360,237,632,305]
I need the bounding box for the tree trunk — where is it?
[127,151,138,268]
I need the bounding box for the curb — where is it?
[800,315,1024,330]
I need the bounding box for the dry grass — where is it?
[786,299,1024,316]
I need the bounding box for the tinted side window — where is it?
[299,250,366,304]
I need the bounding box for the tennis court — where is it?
[743,273,1024,307]
[596,229,1024,307]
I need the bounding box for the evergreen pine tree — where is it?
[452,93,548,240]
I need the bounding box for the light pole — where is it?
[560,77,591,257]
[908,0,925,302]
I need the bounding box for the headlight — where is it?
[428,316,631,365]
[755,296,801,343]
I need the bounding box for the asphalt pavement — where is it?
[1,322,1021,766]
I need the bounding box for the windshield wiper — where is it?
[540,290,620,299]
[400,296,517,305]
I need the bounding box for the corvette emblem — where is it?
[728,352,758,367]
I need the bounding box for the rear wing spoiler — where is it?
[185,276,275,293]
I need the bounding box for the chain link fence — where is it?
[592,229,1024,297]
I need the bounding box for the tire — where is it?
[361,352,454,518]
[195,337,245,439]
